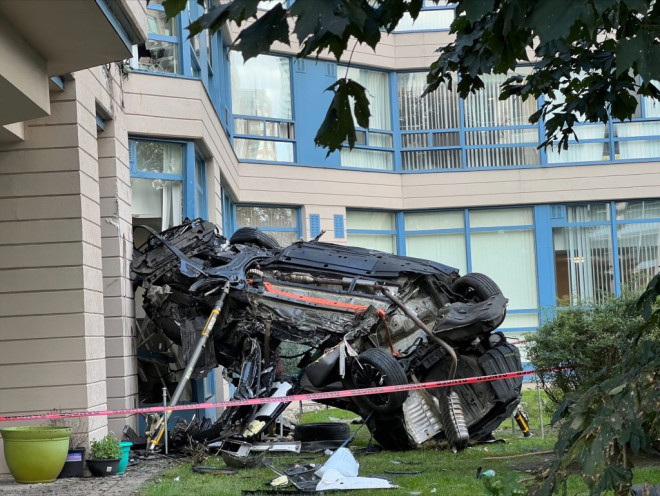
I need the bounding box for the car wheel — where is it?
[345,348,408,414]
[293,422,350,442]
[452,273,503,302]
[229,227,281,249]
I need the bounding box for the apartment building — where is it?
[1,0,659,473]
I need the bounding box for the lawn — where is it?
[139,390,660,495]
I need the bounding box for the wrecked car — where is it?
[132,218,523,451]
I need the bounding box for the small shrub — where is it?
[526,293,648,404]
[90,433,122,460]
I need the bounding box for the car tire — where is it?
[345,348,408,414]
[368,412,416,451]
[293,422,350,442]
[229,227,281,249]
[452,273,503,302]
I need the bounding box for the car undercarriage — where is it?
[132,218,523,451]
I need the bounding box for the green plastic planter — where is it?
[0,426,71,483]
[116,441,132,475]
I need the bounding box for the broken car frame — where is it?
[132,219,523,452]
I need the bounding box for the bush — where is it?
[526,293,647,405]
[90,433,122,460]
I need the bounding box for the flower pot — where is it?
[86,458,120,477]
[0,426,71,483]
[58,447,86,478]
[115,441,132,475]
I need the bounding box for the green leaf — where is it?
[459,0,496,23]
[314,79,370,156]
[528,0,588,44]
[233,4,290,60]
[162,0,188,20]
[187,3,231,37]
[615,31,660,82]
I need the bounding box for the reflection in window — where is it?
[134,2,180,74]
[131,141,185,231]
[236,206,299,245]
[231,53,295,162]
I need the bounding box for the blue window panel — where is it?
[310,214,321,238]
[334,215,345,238]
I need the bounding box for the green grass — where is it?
[139,391,660,496]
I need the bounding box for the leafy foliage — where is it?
[526,294,648,405]
[529,274,660,496]
[90,433,122,460]
[161,0,660,153]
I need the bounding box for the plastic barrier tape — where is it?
[0,367,561,423]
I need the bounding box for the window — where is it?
[347,211,397,253]
[397,70,539,170]
[393,1,456,32]
[405,208,539,329]
[130,139,207,243]
[553,204,614,305]
[340,67,394,170]
[231,53,295,162]
[615,200,660,293]
[463,71,540,167]
[134,0,181,74]
[235,206,300,245]
[398,72,461,170]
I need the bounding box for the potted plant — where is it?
[87,434,121,477]
[53,414,87,478]
[0,426,71,483]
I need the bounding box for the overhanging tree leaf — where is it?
[314,79,370,156]
[233,4,290,61]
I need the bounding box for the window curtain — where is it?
[617,222,660,292]
[471,230,538,312]
[230,53,292,119]
[398,72,459,131]
[161,182,183,230]
[615,121,660,160]
[553,226,613,305]
[406,234,467,273]
[344,67,390,130]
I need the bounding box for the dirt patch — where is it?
[0,455,180,496]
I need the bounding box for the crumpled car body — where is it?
[132,219,523,451]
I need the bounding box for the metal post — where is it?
[162,387,169,455]
[537,381,545,439]
[148,281,231,450]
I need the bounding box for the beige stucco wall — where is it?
[0,79,108,473]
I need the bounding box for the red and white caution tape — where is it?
[0,367,560,423]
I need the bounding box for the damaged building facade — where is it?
[1,0,660,472]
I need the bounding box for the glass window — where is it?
[553,226,614,305]
[405,211,464,230]
[614,121,660,160]
[236,206,299,245]
[644,81,660,118]
[471,230,538,311]
[134,1,181,74]
[615,200,660,220]
[231,53,295,162]
[406,234,467,273]
[393,1,455,32]
[566,204,610,223]
[231,53,292,119]
[617,222,660,292]
[469,208,533,228]
[135,141,183,174]
[340,67,393,170]
[346,211,397,253]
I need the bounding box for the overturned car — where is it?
[132,218,523,451]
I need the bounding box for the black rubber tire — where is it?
[293,422,350,442]
[452,273,503,302]
[346,348,409,414]
[229,227,280,249]
[368,412,416,451]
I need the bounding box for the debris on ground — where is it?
[266,447,397,492]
